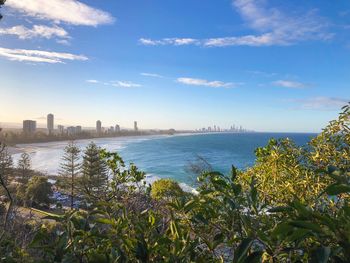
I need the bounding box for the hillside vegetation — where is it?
[0,104,349,262]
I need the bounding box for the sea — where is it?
[12,133,316,190]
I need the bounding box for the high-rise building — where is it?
[108,126,115,133]
[115,124,120,132]
[57,125,65,134]
[23,120,36,134]
[134,121,138,131]
[96,120,102,134]
[67,126,76,136]
[47,114,54,134]
[76,126,82,134]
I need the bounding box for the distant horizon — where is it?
[0,120,321,134]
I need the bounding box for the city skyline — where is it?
[1,0,350,132]
[0,113,252,133]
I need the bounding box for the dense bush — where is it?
[24,176,53,207]
[150,178,184,200]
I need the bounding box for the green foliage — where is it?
[79,142,108,202]
[1,103,349,262]
[25,176,53,207]
[0,143,13,186]
[17,153,31,184]
[238,104,350,206]
[150,178,184,200]
[59,141,80,209]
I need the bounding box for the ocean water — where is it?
[12,133,316,187]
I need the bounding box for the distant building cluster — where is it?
[23,120,37,134]
[95,120,138,134]
[196,124,251,133]
[21,113,141,136]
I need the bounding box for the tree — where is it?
[0,143,13,186]
[150,178,184,200]
[59,141,80,209]
[17,153,31,184]
[80,142,108,202]
[0,142,13,240]
[25,176,52,207]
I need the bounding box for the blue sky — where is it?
[0,0,349,132]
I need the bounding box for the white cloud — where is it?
[87,79,142,88]
[177,77,235,88]
[0,47,88,63]
[139,38,159,46]
[272,80,306,89]
[141,72,163,78]
[111,81,142,88]
[86,79,99,83]
[56,39,70,45]
[297,97,348,110]
[0,25,69,40]
[140,0,331,47]
[139,38,199,46]
[231,0,331,44]
[6,0,114,26]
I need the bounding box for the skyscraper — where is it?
[134,121,138,131]
[47,113,54,134]
[115,124,120,132]
[76,126,82,134]
[57,125,65,134]
[96,120,102,134]
[23,120,36,134]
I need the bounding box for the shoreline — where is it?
[8,132,196,156]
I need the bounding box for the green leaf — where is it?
[231,165,238,181]
[95,218,114,225]
[135,239,148,262]
[233,238,254,263]
[289,220,323,233]
[311,246,331,263]
[268,206,293,213]
[325,184,350,196]
[272,222,293,239]
[244,251,263,263]
[287,228,311,242]
[184,200,196,213]
[31,208,64,220]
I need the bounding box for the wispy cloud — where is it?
[6,0,115,26]
[139,38,200,46]
[177,77,236,88]
[272,80,307,89]
[246,70,277,78]
[0,25,70,40]
[140,72,163,78]
[0,47,88,63]
[140,0,331,47]
[86,79,99,84]
[294,97,348,110]
[86,79,142,88]
[110,81,141,88]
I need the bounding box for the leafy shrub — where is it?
[24,176,52,207]
[150,178,184,200]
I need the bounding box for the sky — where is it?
[0,0,349,132]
